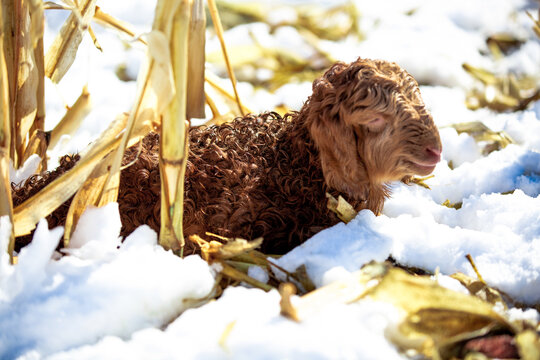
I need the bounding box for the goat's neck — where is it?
[285,111,386,214]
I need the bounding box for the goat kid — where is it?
[12,58,442,254]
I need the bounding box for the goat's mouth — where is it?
[409,161,437,176]
[406,146,441,176]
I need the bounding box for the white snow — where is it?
[2,0,540,358]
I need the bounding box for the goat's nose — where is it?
[425,146,442,162]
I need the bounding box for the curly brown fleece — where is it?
[12,58,442,254]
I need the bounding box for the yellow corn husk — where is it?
[158,0,191,251]
[45,0,97,83]
[48,85,92,150]
[186,0,206,119]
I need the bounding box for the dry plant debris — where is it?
[463,63,540,112]
[205,1,361,91]
[448,121,515,156]
[290,263,540,359]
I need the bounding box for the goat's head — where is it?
[303,58,442,211]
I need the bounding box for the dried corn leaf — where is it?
[45,0,97,83]
[0,5,13,262]
[462,63,498,86]
[189,234,272,291]
[208,0,245,116]
[398,308,503,359]
[463,63,540,112]
[326,193,357,223]
[486,33,524,58]
[516,330,540,360]
[220,261,272,291]
[216,0,362,41]
[527,11,540,39]
[13,112,128,236]
[410,175,434,190]
[211,0,266,29]
[295,2,362,41]
[93,6,147,45]
[294,262,388,320]
[367,267,511,323]
[0,150,13,261]
[450,121,514,155]
[367,267,515,358]
[21,130,47,171]
[194,234,263,262]
[293,263,515,358]
[48,86,92,149]
[451,272,507,308]
[62,121,123,247]
[205,72,252,115]
[206,44,264,68]
[289,264,315,293]
[279,283,299,321]
[442,199,462,210]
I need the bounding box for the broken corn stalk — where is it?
[157,0,191,252]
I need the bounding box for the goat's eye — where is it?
[366,117,386,131]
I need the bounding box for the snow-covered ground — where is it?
[3,0,540,358]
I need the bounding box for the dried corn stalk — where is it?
[0,3,14,263]
[2,0,40,167]
[28,0,45,149]
[157,0,191,252]
[186,0,206,119]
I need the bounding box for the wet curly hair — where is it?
[12,58,442,254]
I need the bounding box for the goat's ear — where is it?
[310,114,370,201]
